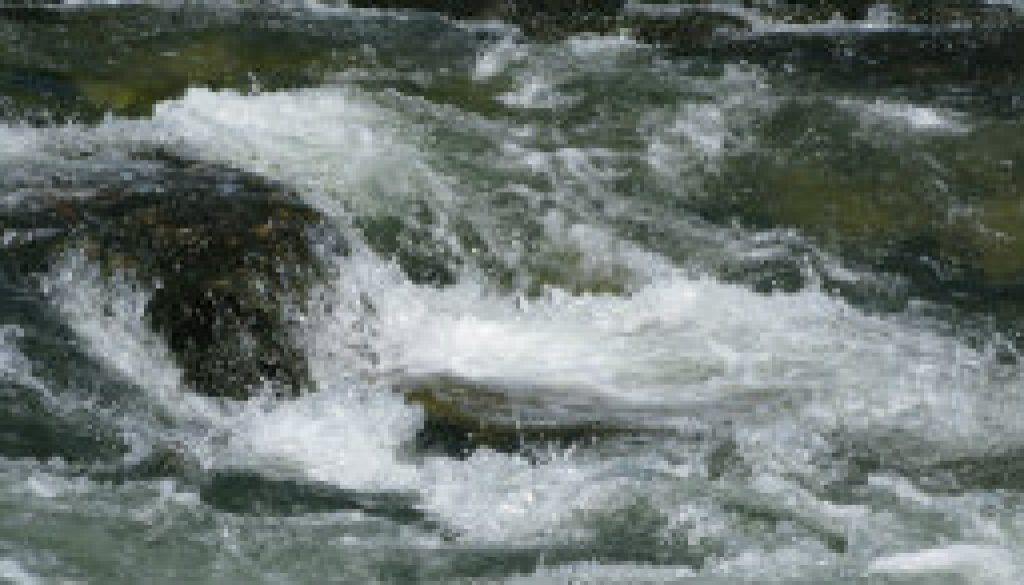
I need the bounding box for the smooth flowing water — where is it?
[1,2,1024,583]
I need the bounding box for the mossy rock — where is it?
[37,161,335,399]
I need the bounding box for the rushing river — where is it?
[2,1,1024,583]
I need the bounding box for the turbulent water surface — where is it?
[2,1,1024,583]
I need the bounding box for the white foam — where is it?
[844,98,971,134]
[473,36,528,81]
[420,449,621,543]
[41,251,414,502]
[41,251,229,463]
[477,33,642,112]
[240,243,1024,559]
[0,558,42,585]
[213,387,422,489]
[868,544,1021,584]
[43,252,185,406]
[0,326,37,390]
[504,561,696,584]
[7,85,429,219]
[196,387,628,543]
[355,265,1020,453]
[0,124,46,164]
[564,33,644,57]
[41,250,630,542]
[646,65,769,185]
[144,87,445,218]
[185,378,629,543]
[707,542,841,582]
[498,76,578,110]
[662,103,730,162]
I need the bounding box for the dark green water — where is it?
[1,2,1023,583]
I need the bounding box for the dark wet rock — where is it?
[625,3,754,46]
[86,444,205,485]
[929,450,1024,492]
[83,178,327,398]
[358,205,459,287]
[400,375,648,458]
[823,436,1024,497]
[201,470,430,523]
[8,160,334,399]
[0,65,81,124]
[128,446,203,480]
[776,0,1015,24]
[351,0,627,39]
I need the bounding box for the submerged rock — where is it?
[698,104,1024,328]
[400,374,651,458]
[200,471,430,522]
[0,5,379,120]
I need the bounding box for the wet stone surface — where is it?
[87,178,328,398]
[3,159,334,399]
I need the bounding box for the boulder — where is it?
[12,160,333,399]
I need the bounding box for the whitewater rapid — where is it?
[2,7,1024,583]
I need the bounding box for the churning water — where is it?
[1,1,1024,583]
